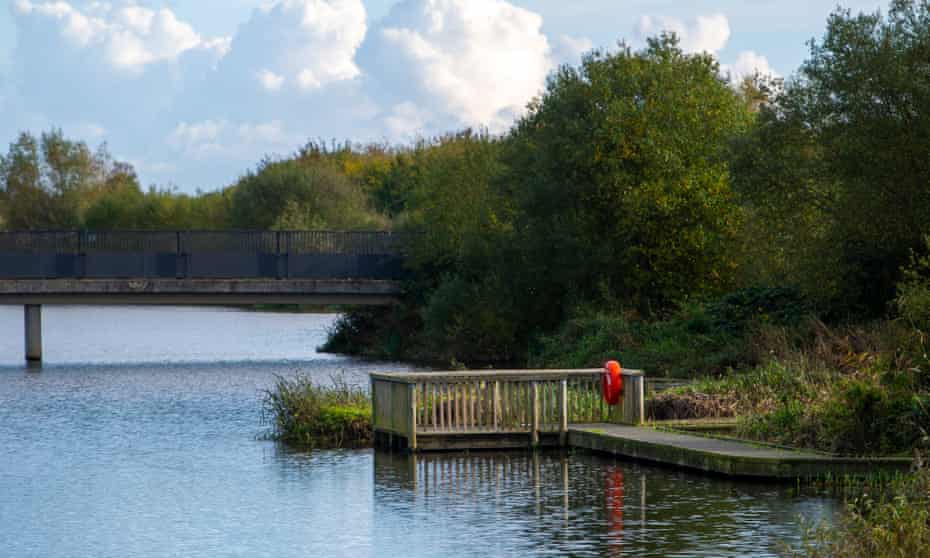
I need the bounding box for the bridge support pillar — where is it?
[24,305,42,363]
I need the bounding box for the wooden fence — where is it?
[371,369,644,451]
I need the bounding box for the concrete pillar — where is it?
[24,305,42,363]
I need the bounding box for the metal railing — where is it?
[0,231,409,280]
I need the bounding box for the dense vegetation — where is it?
[262,374,372,447]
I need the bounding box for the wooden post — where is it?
[608,370,646,425]
[531,381,540,447]
[408,382,417,451]
[370,376,377,427]
[493,381,500,431]
[559,378,568,446]
[623,374,645,425]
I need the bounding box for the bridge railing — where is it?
[0,231,409,280]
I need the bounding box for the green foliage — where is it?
[262,374,372,447]
[230,157,386,230]
[797,464,930,558]
[734,1,930,313]
[420,274,522,364]
[505,36,750,314]
[736,361,929,456]
[531,288,811,375]
[896,236,930,332]
[0,130,135,229]
[319,306,421,361]
[400,130,510,273]
[705,286,812,334]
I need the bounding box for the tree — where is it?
[0,130,124,229]
[735,0,930,314]
[504,36,751,319]
[229,157,385,230]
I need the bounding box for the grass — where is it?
[262,373,373,448]
[793,458,930,558]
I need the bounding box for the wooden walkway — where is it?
[371,369,914,479]
[569,423,913,479]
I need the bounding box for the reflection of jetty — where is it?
[372,369,913,479]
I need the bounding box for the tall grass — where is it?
[262,373,372,447]
[795,458,930,558]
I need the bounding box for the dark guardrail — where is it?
[0,231,409,280]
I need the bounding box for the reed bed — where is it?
[263,373,372,447]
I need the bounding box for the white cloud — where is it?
[257,69,285,91]
[13,1,219,72]
[384,101,430,138]
[169,119,294,160]
[220,0,366,93]
[723,50,779,82]
[637,13,731,54]
[360,0,553,133]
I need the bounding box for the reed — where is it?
[263,373,372,447]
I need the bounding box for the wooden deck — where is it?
[371,369,914,479]
[568,423,913,478]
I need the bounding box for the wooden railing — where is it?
[371,369,645,451]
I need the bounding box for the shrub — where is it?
[262,374,372,447]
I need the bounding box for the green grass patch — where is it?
[262,374,372,448]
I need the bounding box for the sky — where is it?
[0,0,890,192]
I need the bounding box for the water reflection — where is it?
[372,450,838,557]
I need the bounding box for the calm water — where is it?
[0,306,837,557]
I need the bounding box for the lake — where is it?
[0,306,837,557]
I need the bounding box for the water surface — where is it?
[0,306,836,557]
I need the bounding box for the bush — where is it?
[530,288,811,376]
[737,362,929,455]
[262,374,372,447]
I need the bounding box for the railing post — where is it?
[77,230,86,279]
[285,232,291,279]
[559,378,568,446]
[531,381,540,447]
[493,381,501,431]
[175,231,183,279]
[408,382,417,452]
[275,231,282,280]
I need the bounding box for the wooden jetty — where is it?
[371,369,913,479]
[371,369,645,451]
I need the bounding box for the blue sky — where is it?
[0,0,889,192]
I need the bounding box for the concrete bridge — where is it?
[0,231,407,362]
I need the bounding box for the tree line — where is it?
[2,1,928,366]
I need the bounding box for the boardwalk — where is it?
[569,424,913,478]
[372,369,914,480]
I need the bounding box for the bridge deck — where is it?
[0,278,402,305]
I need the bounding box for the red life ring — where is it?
[602,360,623,405]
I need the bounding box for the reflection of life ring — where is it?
[601,361,623,405]
[607,467,625,543]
